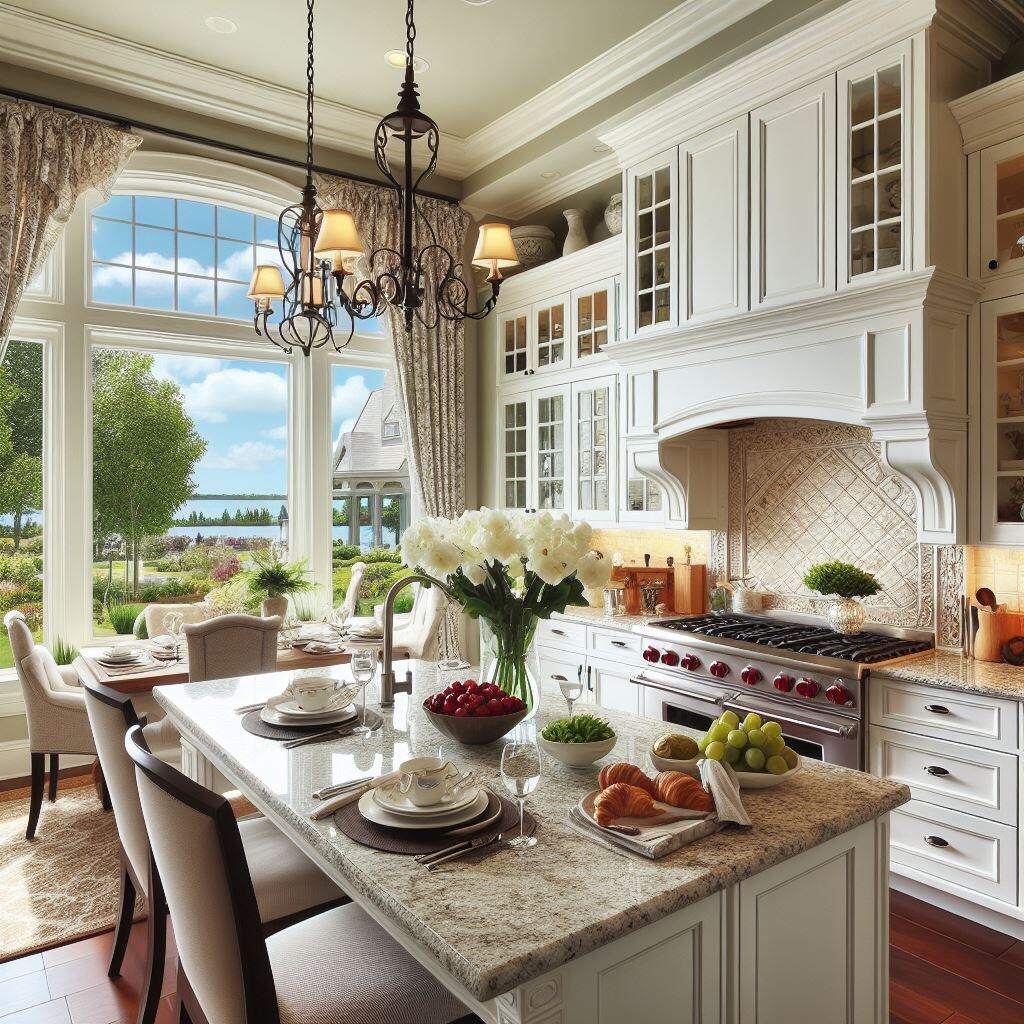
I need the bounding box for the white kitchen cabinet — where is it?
[980,136,1024,285]
[679,115,749,321]
[531,293,570,376]
[570,277,617,365]
[497,306,530,384]
[979,293,1024,544]
[570,376,617,523]
[588,655,640,715]
[625,149,678,338]
[838,40,912,286]
[531,383,570,513]
[536,648,589,707]
[498,394,531,510]
[751,75,836,308]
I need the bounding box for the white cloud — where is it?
[151,354,225,382]
[200,441,286,471]
[261,424,288,440]
[331,375,370,439]
[182,367,288,422]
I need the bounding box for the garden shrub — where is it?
[136,578,200,602]
[16,602,43,631]
[211,554,242,582]
[332,543,361,561]
[107,603,144,635]
[0,585,39,615]
[360,561,412,601]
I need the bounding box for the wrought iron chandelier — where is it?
[247,0,518,354]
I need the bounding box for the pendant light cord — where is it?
[305,0,316,187]
[405,0,416,69]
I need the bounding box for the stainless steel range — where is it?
[634,613,934,770]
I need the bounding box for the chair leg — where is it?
[48,754,59,802]
[26,754,44,840]
[108,859,136,978]
[137,855,167,1024]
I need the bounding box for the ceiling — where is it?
[2,0,682,138]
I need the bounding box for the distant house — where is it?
[332,379,410,549]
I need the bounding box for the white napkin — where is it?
[699,759,752,829]
[309,771,401,820]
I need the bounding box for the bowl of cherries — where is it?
[422,679,529,745]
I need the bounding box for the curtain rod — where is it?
[0,84,461,206]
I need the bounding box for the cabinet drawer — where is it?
[588,627,642,659]
[890,800,1018,906]
[869,677,1019,752]
[536,647,590,703]
[536,619,588,652]
[870,726,1018,825]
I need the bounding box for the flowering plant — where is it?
[401,509,612,710]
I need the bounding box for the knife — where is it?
[283,725,355,749]
[425,832,505,870]
[312,776,374,799]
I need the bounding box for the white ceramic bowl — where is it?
[539,734,616,768]
[649,750,701,777]
[650,750,802,787]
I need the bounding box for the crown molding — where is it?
[0,3,471,178]
[459,0,770,174]
[600,0,946,167]
[951,68,1024,153]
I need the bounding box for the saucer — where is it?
[259,704,357,728]
[272,693,352,717]
[372,781,479,817]
[357,789,489,831]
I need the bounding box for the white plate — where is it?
[372,781,480,817]
[578,790,708,829]
[97,655,146,667]
[358,788,489,831]
[259,704,357,728]
[272,694,353,718]
[101,649,139,662]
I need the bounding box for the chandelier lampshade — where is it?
[472,223,518,278]
[247,264,287,305]
[314,209,364,268]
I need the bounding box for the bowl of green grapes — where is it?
[698,710,801,788]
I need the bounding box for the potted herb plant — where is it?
[802,560,880,635]
[243,548,314,619]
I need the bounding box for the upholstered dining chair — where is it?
[335,561,366,622]
[134,602,210,639]
[4,610,100,840]
[85,683,344,1024]
[183,614,281,683]
[126,725,477,1024]
[392,583,446,660]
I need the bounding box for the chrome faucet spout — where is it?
[379,572,454,706]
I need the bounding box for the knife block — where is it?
[613,566,674,615]
[972,606,1024,662]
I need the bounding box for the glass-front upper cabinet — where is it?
[570,376,616,522]
[620,445,664,524]
[532,385,570,512]
[981,296,1024,543]
[571,277,617,365]
[981,137,1024,283]
[838,41,911,285]
[532,295,569,375]
[499,397,531,510]
[498,306,530,383]
[626,151,677,338]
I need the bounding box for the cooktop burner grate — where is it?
[657,613,932,665]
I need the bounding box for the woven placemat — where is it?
[331,789,536,855]
[240,707,383,741]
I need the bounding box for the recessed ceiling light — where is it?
[385,49,429,72]
[204,16,237,34]
[540,170,560,180]
[462,0,495,5]
[592,143,611,154]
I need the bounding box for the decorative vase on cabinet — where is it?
[603,193,623,235]
[510,225,557,268]
[562,209,589,255]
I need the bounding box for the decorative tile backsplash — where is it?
[722,419,961,641]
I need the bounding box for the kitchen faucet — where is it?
[379,572,455,706]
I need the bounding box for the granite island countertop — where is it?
[875,648,1024,701]
[154,662,908,1002]
[551,604,674,632]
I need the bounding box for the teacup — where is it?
[395,756,458,807]
[292,676,340,712]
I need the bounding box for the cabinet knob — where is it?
[988,258,999,270]
[924,835,949,848]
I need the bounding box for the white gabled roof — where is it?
[332,380,408,484]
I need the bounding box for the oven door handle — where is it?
[630,672,728,708]
[721,697,859,739]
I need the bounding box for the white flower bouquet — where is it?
[401,509,612,711]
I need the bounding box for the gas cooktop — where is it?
[655,613,933,665]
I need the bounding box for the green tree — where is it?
[0,342,43,549]
[92,350,206,596]
[0,453,42,549]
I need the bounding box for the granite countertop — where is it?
[876,649,1024,701]
[154,663,908,1002]
[553,605,674,631]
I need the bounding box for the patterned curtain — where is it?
[314,173,471,656]
[0,99,140,359]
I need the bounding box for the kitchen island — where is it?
[154,662,908,1024]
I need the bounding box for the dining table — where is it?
[151,659,908,1024]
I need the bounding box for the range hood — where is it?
[609,268,978,545]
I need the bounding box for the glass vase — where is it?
[479,617,541,718]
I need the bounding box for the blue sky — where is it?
[147,355,385,495]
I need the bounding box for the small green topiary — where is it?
[802,561,880,599]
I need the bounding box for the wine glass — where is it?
[557,671,584,717]
[349,647,377,736]
[164,611,184,663]
[500,724,542,851]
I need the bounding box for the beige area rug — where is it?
[0,780,142,962]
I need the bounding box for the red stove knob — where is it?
[740,666,762,685]
[709,661,730,678]
[825,683,854,707]
[642,646,661,663]
[680,653,701,671]
[660,650,679,667]
[773,673,795,693]
[796,678,821,699]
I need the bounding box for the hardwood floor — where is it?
[0,890,1020,1022]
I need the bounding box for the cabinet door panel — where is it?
[571,277,616,364]
[980,136,1024,282]
[751,76,836,308]
[590,657,640,714]
[570,376,617,523]
[498,395,532,510]
[498,307,530,383]
[532,384,570,513]
[532,294,569,374]
[681,116,749,321]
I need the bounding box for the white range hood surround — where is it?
[609,268,980,544]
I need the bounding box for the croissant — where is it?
[594,783,660,826]
[654,771,714,812]
[597,762,657,796]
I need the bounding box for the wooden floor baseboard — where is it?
[0,764,94,800]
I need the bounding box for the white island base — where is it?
[180,734,891,1024]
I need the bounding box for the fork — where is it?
[283,725,355,749]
